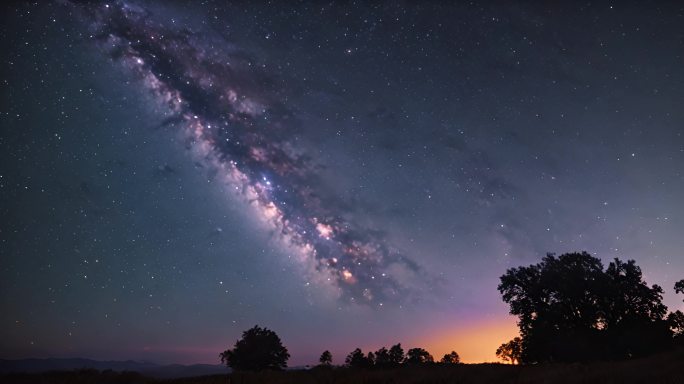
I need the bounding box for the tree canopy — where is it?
[498,252,674,363]
[219,325,290,371]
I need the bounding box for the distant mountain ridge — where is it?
[0,358,228,378]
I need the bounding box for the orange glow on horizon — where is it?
[421,318,519,364]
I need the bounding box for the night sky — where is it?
[1,1,683,366]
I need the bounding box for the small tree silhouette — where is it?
[374,347,391,368]
[319,350,332,366]
[440,351,460,364]
[219,325,289,371]
[496,337,522,365]
[388,343,405,366]
[676,279,684,300]
[670,281,684,339]
[367,351,376,366]
[406,348,434,364]
[668,311,684,337]
[345,348,372,369]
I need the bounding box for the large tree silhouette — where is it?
[499,252,673,363]
[602,259,671,359]
[219,325,290,371]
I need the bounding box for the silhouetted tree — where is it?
[373,347,391,368]
[676,280,684,300]
[388,343,405,366]
[499,252,673,363]
[671,281,684,344]
[345,348,372,369]
[602,259,671,359]
[495,337,522,364]
[440,351,460,364]
[366,351,376,366]
[406,348,434,364]
[319,350,332,366]
[220,325,290,371]
[668,311,684,337]
[604,259,667,322]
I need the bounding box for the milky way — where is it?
[78,1,421,305]
[4,0,683,365]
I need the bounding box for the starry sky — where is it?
[1,1,683,366]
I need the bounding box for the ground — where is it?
[2,348,682,384]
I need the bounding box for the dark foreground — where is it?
[3,349,683,384]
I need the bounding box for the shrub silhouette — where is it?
[220,325,290,371]
[498,252,674,363]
